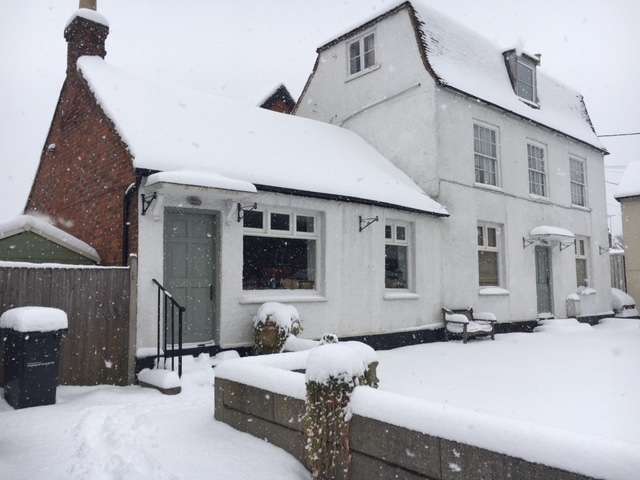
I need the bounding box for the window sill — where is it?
[478,287,510,296]
[345,64,380,83]
[571,204,591,212]
[518,97,540,109]
[528,193,551,204]
[383,291,420,301]
[474,182,503,193]
[239,292,327,304]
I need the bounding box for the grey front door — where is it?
[164,210,217,344]
[534,246,553,315]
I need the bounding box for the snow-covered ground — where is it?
[0,355,309,480]
[377,318,640,444]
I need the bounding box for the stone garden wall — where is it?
[214,350,600,480]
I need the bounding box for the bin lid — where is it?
[0,307,68,333]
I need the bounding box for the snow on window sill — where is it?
[474,182,503,193]
[571,204,591,212]
[528,193,550,204]
[478,286,510,296]
[239,291,327,304]
[577,287,597,296]
[383,291,420,301]
[345,64,380,83]
[517,97,540,109]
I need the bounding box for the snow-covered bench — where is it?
[442,308,496,343]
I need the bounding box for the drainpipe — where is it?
[122,176,142,265]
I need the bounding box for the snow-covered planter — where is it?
[252,302,302,354]
[303,342,377,479]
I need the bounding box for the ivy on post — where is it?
[303,342,378,479]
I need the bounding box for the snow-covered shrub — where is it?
[320,333,339,345]
[252,302,302,354]
[303,343,377,478]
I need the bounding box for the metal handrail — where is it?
[152,278,185,377]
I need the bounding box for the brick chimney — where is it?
[64,1,109,75]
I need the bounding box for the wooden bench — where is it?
[442,307,497,343]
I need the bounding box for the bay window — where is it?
[243,210,319,290]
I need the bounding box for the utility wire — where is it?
[597,132,640,138]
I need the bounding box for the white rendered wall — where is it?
[296,10,612,321]
[136,186,444,350]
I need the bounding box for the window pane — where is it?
[478,251,499,286]
[363,34,375,68]
[385,225,392,239]
[487,227,497,247]
[243,210,263,229]
[296,215,315,233]
[349,41,361,74]
[579,240,585,256]
[270,213,290,231]
[396,225,406,241]
[385,245,408,289]
[243,236,315,290]
[477,226,484,246]
[474,125,497,185]
[576,258,588,287]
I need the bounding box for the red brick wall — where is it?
[26,71,138,266]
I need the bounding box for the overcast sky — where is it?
[1,0,638,232]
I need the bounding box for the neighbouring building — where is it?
[0,215,99,265]
[615,162,640,305]
[259,84,296,114]
[295,0,612,322]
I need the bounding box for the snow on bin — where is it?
[0,307,68,409]
[566,293,581,318]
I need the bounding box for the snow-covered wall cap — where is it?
[615,162,640,199]
[0,307,68,333]
[65,8,109,29]
[305,342,377,384]
[146,170,257,194]
[0,215,100,263]
[529,225,575,241]
[76,56,448,216]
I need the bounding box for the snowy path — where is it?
[0,355,309,480]
[376,318,640,445]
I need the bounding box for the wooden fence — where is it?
[0,262,135,386]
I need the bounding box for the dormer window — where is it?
[348,32,376,76]
[503,49,540,105]
[516,59,535,101]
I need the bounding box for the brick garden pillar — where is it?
[303,342,378,480]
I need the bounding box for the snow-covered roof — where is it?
[615,162,640,199]
[76,56,447,216]
[65,8,109,29]
[317,1,605,153]
[0,215,100,263]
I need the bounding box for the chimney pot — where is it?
[79,0,97,10]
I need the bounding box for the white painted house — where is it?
[295,1,612,324]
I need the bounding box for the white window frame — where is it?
[477,222,504,287]
[574,236,590,287]
[347,31,377,77]
[473,122,500,187]
[515,58,536,102]
[527,141,548,197]
[569,156,587,207]
[384,221,413,291]
[242,208,322,293]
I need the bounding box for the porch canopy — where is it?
[524,225,575,249]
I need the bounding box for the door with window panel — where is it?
[535,246,553,315]
[477,224,500,286]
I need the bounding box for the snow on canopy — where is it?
[320,1,605,152]
[529,225,575,239]
[0,214,100,263]
[146,170,257,193]
[65,8,109,29]
[77,57,447,216]
[615,162,640,199]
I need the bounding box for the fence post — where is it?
[303,343,378,480]
[127,254,138,385]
